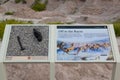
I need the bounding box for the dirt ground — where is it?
[0,0,120,23]
[5,63,113,80]
[5,63,50,80]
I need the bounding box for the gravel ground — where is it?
[6,26,49,56]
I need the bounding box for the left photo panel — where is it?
[6,26,49,61]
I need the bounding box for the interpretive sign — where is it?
[57,26,114,61]
[0,24,119,80]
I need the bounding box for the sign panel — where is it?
[6,26,49,61]
[1,24,120,80]
[57,26,114,61]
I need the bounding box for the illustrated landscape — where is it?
[57,26,114,61]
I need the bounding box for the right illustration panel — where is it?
[56,26,114,61]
